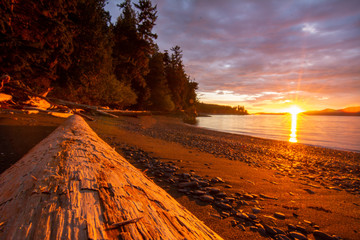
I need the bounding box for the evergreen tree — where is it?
[0,0,76,92]
[145,52,174,111]
[56,0,136,107]
[113,0,157,109]
[165,46,188,110]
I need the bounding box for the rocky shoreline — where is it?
[117,116,360,196]
[91,115,360,240]
[1,112,359,239]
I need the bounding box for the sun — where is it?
[288,105,303,115]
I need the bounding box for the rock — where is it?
[221,211,230,218]
[205,187,220,194]
[275,234,291,240]
[211,177,225,183]
[224,197,235,203]
[274,227,286,235]
[252,207,261,214]
[193,190,206,195]
[224,185,232,188]
[240,200,249,206]
[210,214,222,219]
[250,226,257,232]
[263,215,277,225]
[274,212,286,220]
[289,231,308,240]
[199,195,214,202]
[243,193,254,199]
[313,230,335,240]
[236,212,250,221]
[263,224,277,236]
[304,188,315,194]
[257,224,267,236]
[198,180,210,187]
[178,181,198,188]
[248,213,257,220]
[238,224,246,231]
[288,224,297,231]
[296,225,307,235]
[217,202,232,210]
[260,194,278,200]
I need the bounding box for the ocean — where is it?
[196,114,360,152]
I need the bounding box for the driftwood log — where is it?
[0,115,223,240]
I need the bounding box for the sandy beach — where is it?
[1,111,359,240]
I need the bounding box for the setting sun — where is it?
[288,105,303,115]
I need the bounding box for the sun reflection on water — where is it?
[289,113,298,143]
[287,106,302,143]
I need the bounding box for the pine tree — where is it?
[165,46,188,110]
[146,51,174,111]
[56,0,136,107]
[113,0,158,109]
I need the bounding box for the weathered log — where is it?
[0,115,223,240]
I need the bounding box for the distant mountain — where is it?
[304,106,360,116]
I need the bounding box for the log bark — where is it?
[0,115,223,240]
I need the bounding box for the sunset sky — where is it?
[105,0,360,113]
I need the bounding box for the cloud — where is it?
[106,0,360,111]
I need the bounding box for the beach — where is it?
[1,112,359,240]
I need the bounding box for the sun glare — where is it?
[288,105,303,115]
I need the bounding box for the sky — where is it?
[105,0,360,113]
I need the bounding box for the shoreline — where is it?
[1,112,359,239]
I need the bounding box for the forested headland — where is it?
[196,102,248,115]
[0,0,198,112]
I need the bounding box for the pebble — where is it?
[252,207,261,214]
[210,214,222,219]
[273,227,286,235]
[250,226,257,232]
[274,212,286,220]
[238,224,246,231]
[243,193,254,199]
[205,187,220,194]
[178,181,198,188]
[260,193,278,200]
[275,234,291,240]
[288,224,297,231]
[313,230,335,240]
[211,177,225,183]
[192,190,206,195]
[247,213,257,220]
[236,212,250,220]
[199,194,214,202]
[216,202,232,210]
[215,191,227,198]
[263,224,277,236]
[289,231,308,240]
[304,188,315,194]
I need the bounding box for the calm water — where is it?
[196,114,360,152]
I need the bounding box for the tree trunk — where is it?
[0,115,223,240]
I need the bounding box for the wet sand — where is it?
[1,111,359,239]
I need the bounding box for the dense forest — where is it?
[196,102,248,115]
[0,0,198,111]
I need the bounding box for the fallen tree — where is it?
[0,115,223,239]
